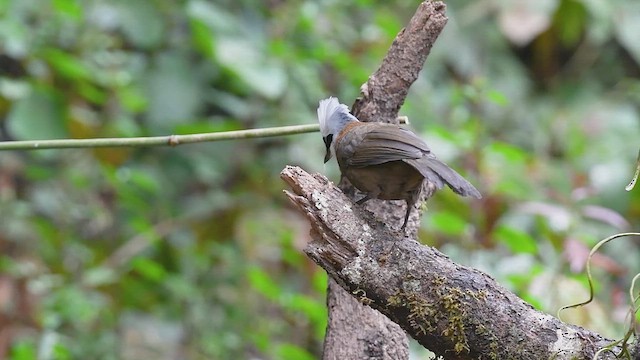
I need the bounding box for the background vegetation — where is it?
[1,0,639,358]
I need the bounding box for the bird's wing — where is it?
[347,125,432,167]
[344,123,482,198]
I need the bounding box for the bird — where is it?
[317,96,481,230]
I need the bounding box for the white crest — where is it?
[317,97,358,137]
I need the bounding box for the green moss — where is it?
[353,288,373,306]
[475,324,499,360]
[383,276,507,357]
[387,290,403,307]
[386,276,508,359]
[439,288,469,354]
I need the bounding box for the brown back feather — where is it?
[346,124,431,167]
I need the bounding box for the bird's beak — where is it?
[324,150,332,163]
[323,134,333,163]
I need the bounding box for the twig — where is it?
[0,124,319,151]
[0,119,410,151]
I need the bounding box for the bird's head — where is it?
[317,97,358,163]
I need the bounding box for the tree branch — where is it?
[0,124,320,151]
[281,165,631,360]
[0,119,411,151]
[351,0,447,124]
[317,2,450,358]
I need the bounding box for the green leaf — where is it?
[189,18,215,59]
[53,0,82,20]
[9,339,37,360]
[428,211,468,236]
[117,85,148,113]
[7,86,68,140]
[41,48,92,81]
[52,342,72,360]
[487,142,528,165]
[552,0,587,46]
[173,118,241,135]
[285,294,327,324]
[274,343,315,360]
[486,89,509,107]
[520,293,545,310]
[494,225,538,254]
[131,257,167,282]
[311,270,327,294]
[375,11,402,38]
[127,167,161,194]
[247,266,281,301]
[77,82,107,104]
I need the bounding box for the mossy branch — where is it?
[281,165,628,360]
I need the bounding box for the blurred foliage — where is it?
[0,0,639,358]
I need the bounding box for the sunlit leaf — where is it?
[189,18,215,59]
[487,142,528,165]
[275,343,315,360]
[173,118,241,134]
[77,82,107,104]
[117,85,148,113]
[41,48,92,81]
[494,225,538,254]
[53,0,81,20]
[486,89,509,107]
[311,270,327,294]
[247,266,281,301]
[132,257,167,282]
[284,294,327,324]
[428,211,468,236]
[9,340,37,360]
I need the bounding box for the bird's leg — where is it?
[356,194,371,205]
[401,200,412,230]
[401,188,422,230]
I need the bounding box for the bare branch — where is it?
[352,1,448,124]
[0,124,319,151]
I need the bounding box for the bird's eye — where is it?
[323,134,333,148]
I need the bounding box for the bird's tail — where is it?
[405,158,482,199]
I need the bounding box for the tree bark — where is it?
[281,166,635,360]
[317,2,449,358]
[322,279,409,360]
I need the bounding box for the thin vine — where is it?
[557,232,640,360]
